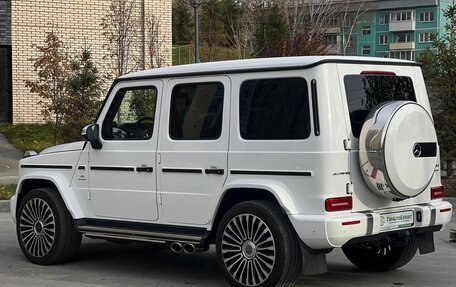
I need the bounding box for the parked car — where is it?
[11,56,452,287]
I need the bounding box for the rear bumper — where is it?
[289,200,452,249]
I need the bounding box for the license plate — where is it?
[380,210,414,232]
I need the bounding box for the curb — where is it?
[0,200,10,212]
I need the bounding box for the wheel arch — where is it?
[205,183,301,244]
[16,174,84,220]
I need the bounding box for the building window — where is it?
[391,11,414,22]
[395,33,412,43]
[239,78,310,140]
[390,50,415,61]
[170,82,224,140]
[328,16,340,27]
[362,45,371,55]
[379,35,388,45]
[344,16,352,27]
[419,32,433,42]
[362,26,371,35]
[379,15,389,25]
[325,35,337,45]
[419,11,434,22]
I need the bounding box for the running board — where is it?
[76,218,207,244]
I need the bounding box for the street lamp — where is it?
[188,0,205,63]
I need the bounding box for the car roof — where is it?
[120,56,417,80]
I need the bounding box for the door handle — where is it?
[136,166,153,173]
[205,167,224,175]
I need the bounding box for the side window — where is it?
[239,78,310,140]
[170,82,224,140]
[102,87,157,140]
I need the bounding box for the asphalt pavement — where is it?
[0,207,455,287]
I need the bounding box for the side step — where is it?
[76,218,207,245]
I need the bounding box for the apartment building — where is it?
[322,0,452,60]
[0,0,171,124]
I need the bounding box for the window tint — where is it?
[344,75,416,138]
[240,78,310,140]
[170,82,224,140]
[102,87,157,140]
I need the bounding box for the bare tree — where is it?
[225,1,257,59]
[340,0,368,55]
[283,0,367,55]
[101,0,138,77]
[145,13,168,68]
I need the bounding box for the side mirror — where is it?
[81,124,102,149]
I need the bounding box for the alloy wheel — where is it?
[19,198,56,258]
[221,213,276,286]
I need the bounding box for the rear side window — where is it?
[240,78,310,140]
[344,75,416,138]
[170,82,224,140]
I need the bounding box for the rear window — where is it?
[344,75,416,138]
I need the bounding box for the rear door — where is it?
[336,64,429,211]
[158,76,230,225]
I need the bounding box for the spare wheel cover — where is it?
[358,101,437,200]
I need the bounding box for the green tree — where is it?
[172,0,193,45]
[61,48,103,143]
[200,0,228,61]
[255,4,288,57]
[418,4,456,177]
[25,31,70,145]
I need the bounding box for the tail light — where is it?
[325,196,353,212]
[431,186,445,199]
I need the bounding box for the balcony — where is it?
[389,42,415,50]
[389,20,415,32]
[321,27,341,34]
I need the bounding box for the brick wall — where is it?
[0,0,11,46]
[11,0,172,123]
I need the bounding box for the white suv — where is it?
[11,56,452,286]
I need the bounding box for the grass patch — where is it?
[0,184,16,200]
[0,123,55,154]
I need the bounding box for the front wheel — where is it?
[342,235,418,271]
[216,200,302,287]
[16,187,82,265]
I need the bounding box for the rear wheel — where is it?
[216,200,301,287]
[16,188,82,265]
[342,236,418,271]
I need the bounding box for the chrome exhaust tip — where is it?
[170,242,183,253]
[183,243,196,254]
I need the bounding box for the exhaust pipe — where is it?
[170,242,183,253]
[183,243,196,254]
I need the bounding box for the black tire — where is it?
[215,200,302,287]
[16,187,82,265]
[342,235,418,271]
